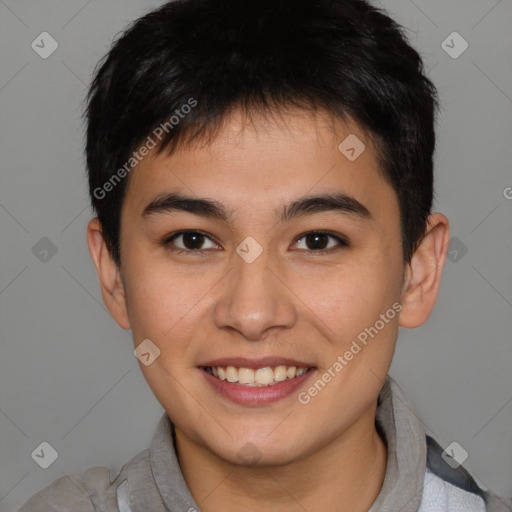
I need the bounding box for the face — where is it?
[116,109,406,465]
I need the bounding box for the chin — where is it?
[207,431,310,468]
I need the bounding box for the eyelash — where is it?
[162,229,349,255]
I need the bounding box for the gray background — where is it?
[0,0,511,510]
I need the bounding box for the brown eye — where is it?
[180,232,206,250]
[294,231,348,252]
[165,231,218,252]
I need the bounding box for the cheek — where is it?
[123,253,218,361]
[294,258,400,335]
[122,254,184,339]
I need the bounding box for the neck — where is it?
[175,401,388,512]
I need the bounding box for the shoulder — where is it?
[17,449,150,512]
[17,466,111,512]
[421,435,512,512]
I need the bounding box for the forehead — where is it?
[123,108,398,224]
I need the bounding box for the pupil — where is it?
[183,232,204,249]
[306,233,328,250]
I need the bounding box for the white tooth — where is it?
[217,367,226,380]
[212,367,218,377]
[238,367,255,385]
[296,367,307,377]
[255,367,274,385]
[226,366,238,383]
[274,365,288,382]
[286,366,297,378]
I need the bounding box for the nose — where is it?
[213,248,298,341]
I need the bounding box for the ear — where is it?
[399,213,450,328]
[86,218,131,329]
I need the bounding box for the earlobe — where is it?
[399,213,450,328]
[86,218,131,329]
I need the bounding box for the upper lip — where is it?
[199,357,314,369]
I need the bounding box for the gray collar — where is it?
[369,376,427,511]
[130,375,427,511]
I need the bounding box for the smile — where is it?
[202,365,312,387]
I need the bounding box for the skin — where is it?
[87,108,449,511]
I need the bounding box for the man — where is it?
[19,0,511,510]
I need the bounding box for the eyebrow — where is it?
[142,191,371,223]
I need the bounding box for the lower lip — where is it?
[200,368,316,406]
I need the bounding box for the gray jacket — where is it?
[18,377,512,511]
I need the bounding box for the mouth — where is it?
[198,358,317,406]
[201,365,313,387]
